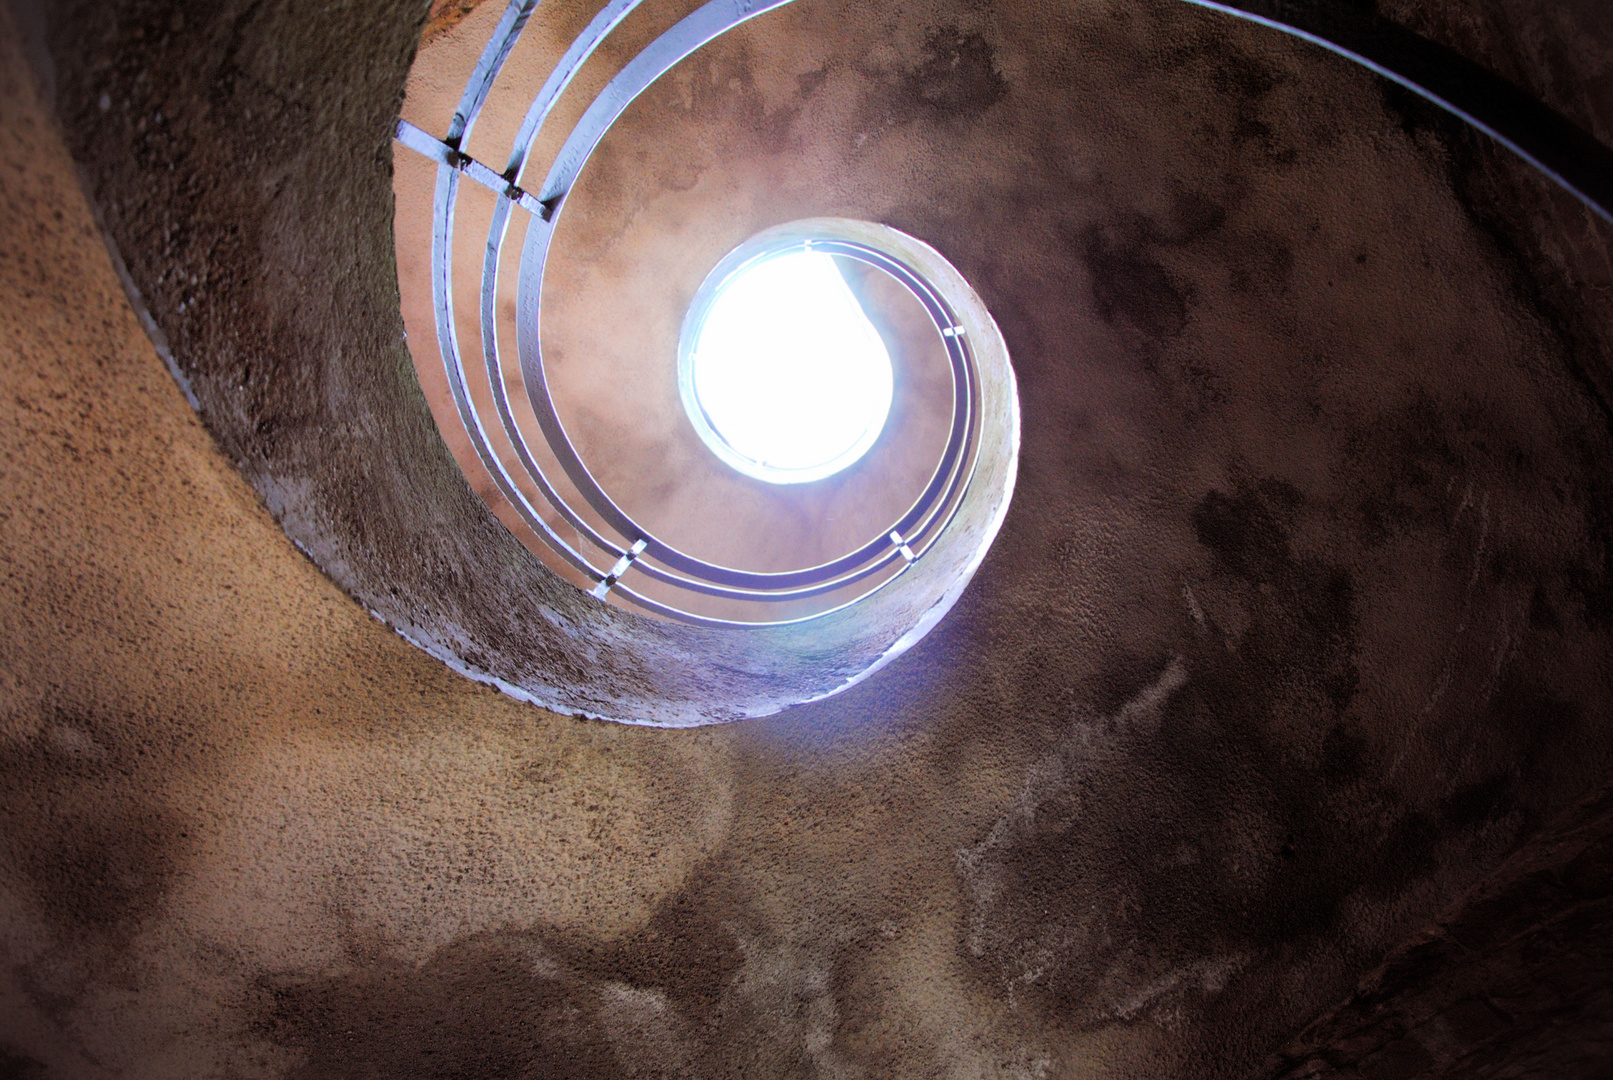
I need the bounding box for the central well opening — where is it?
[680,246,896,484]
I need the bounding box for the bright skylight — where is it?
[687,250,894,484]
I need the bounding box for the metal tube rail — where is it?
[398,0,1609,623]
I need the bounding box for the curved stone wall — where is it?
[1,0,1611,1075]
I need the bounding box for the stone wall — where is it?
[0,0,1610,1076]
[1261,784,1613,1079]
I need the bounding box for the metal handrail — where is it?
[398,0,1613,624]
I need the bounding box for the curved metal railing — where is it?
[394,0,1613,624]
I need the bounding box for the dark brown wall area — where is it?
[1260,782,1613,1080]
[1,0,1612,1077]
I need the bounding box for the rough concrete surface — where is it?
[1259,780,1613,1080]
[9,0,1023,728]
[2,0,1613,1077]
[424,0,490,46]
[16,0,1613,732]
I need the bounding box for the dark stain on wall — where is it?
[262,931,621,1079]
[0,1047,47,1080]
[1260,782,1613,1080]
[885,26,1008,126]
[1082,222,1194,341]
[957,477,1373,1019]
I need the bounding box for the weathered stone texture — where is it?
[1261,784,1613,1080]
[0,0,1610,1076]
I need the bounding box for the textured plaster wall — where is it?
[1258,780,1613,1080]
[2,0,1613,1078]
[0,27,734,1080]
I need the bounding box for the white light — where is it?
[687,250,894,483]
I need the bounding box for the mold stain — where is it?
[860,24,1008,132]
[1082,223,1192,341]
[896,27,1008,123]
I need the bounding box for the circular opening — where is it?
[387,0,1024,719]
[681,247,895,484]
[492,213,1012,627]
